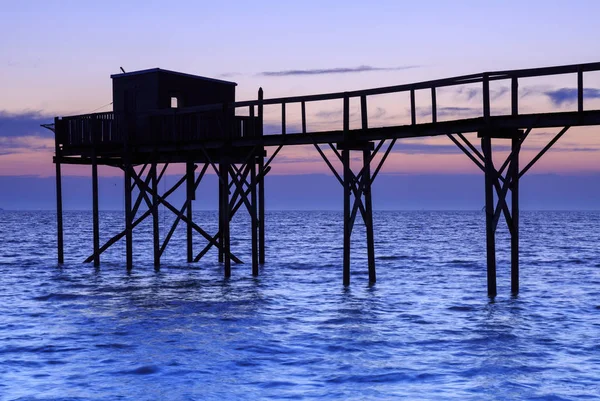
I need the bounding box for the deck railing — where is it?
[56,61,600,149]
[57,109,260,149]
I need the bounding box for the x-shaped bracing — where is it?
[447,126,570,234]
[447,125,570,295]
[84,161,243,265]
[312,137,396,285]
[192,145,280,273]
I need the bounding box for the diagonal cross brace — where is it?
[129,165,243,264]
[194,164,272,262]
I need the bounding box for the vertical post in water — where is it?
[363,148,376,283]
[482,135,496,297]
[54,117,64,264]
[258,88,266,264]
[151,163,160,269]
[218,173,224,263]
[361,95,376,283]
[221,159,231,277]
[186,162,194,263]
[342,95,351,286]
[251,156,259,275]
[124,163,133,271]
[343,148,351,286]
[511,135,520,294]
[91,117,100,267]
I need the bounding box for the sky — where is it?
[1,0,600,209]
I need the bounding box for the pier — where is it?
[49,62,600,296]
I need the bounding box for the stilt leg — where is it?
[363,149,376,283]
[55,145,64,264]
[124,164,133,271]
[151,163,160,269]
[221,160,231,277]
[218,176,224,263]
[511,136,520,294]
[482,136,497,297]
[92,154,100,267]
[251,158,259,275]
[186,162,194,263]
[343,149,351,286]
[258,154,265,264]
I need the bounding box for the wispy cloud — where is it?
[417,106,483,119]
[451,86,509,102]
[259,65,420,77]
[0,135,54,156]
[0,111,54,138]
[545,88,600,106]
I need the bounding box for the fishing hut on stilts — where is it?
[49,62,600,296]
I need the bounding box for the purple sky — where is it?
[1,1,599,209]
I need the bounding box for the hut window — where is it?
[171,97,178,108]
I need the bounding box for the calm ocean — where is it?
[0,210,599,400]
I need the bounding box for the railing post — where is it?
[410,88,416,125]
[511,77,519,116]
[431,87,437,123]
[483,74,490,121]
[577,67,584,113]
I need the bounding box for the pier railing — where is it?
[228,61,600,135]
[56,61,600,151]
[56,108,260,150]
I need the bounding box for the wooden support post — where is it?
[54,118,64,264]
[360,95,375,283]
[186,162,194,263]
[511,135,520,294]
[151,163,160,269]
[343,149,351,286]
[258,88,266,264]
[218,174,224,263]
[91,150,100,267]
[124,164,133,271]
[251,157,259,275]
[221,159,231,277]
[363,148,376,283]
[343,95,351,286]
[482,136,496,297]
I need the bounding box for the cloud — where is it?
[259,65,420,77]
[418,106,482,119]
[544,88,600,106]
[0,135,54,154]
[451,86,509,102]
[0,111,55,138]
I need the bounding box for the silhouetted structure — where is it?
[51,62,600,296]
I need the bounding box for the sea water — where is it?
[0,211,599,400]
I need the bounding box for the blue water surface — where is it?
[0,210,599,400]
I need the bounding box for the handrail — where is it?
[54,60,600,149]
